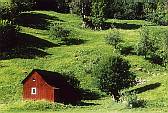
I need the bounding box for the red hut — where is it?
[22,69,80,103]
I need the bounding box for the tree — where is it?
[136,26,157,58]
[0,20,18,50]
[105,30,122,48]
[91,0,106,29]
[11,0,35,12]
[99,56,135,101]
[161,30,168,67]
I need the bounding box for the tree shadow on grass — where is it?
[0,33,58,60]
[145,56,164,66]
[69,88,102,106]
[71,88,102,106]
[17,33,58,49]
[14,12,65,30]
[129,82,161,94]
[0,48,50,60]
[79,89,103,100]
[103,22,142,30]
[76,101,100,106]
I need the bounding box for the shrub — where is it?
[0,2,18,20]
[49,23,70,39]
[105,30,122,48]
[122,92,146,108]
[0,20,19,50]
[99,56,135,101]
[160,30,168,67]
[136,26,157,58]
[146,11,168,26]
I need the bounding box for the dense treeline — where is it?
[1,0,168,25]
[70,0,168,27]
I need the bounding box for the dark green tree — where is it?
[137,26,157,58]
[161,30,168,67]
[99,56,135,101]
[91,0,106,29]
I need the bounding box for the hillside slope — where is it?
[1,11,168,112]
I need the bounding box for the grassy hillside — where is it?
[1,10,168,113]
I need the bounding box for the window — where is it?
[31,87,36,95]
[32,78,36,82]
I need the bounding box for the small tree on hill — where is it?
[105,30,122,49]
[136,26,157,58]
[161,30,168,67]
[99,56,135,101]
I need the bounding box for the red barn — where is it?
[22,69,80,103]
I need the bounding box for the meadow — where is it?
[1,3,168,113]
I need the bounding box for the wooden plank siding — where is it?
[23,72,55,102]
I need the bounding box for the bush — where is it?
[122,92,146,108]
[0,20,19,50]
[146,12,168,26]
[105,30,122,48]
[136,26,158,58]
[99,56,135,101]
[11,0,35,12]
[49,23,70,39]
[0,2,18,20]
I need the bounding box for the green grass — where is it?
[1,10,168,113]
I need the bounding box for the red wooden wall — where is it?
[23,72,55,102]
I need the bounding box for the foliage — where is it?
[122,92,146,108]
[159,30,168,66]
[104,0,145,19]
[145,0,168,25]
[49,23,70,39]
[0,20,19,50]
[146,10,168,26]
[69,0,81,15]
[33,0,70,12]
[137,27,168,66]
[99,56,135,101]
[0,2,18,20]
[136,26,157,58]
[69,0,91,16]
[105,30,122,48]
[91,1,105,30]
[11,0,35,12]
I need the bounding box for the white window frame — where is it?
[32,78,36,82]
[31,87,37,95]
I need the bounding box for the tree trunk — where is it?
[111,90,120,102]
